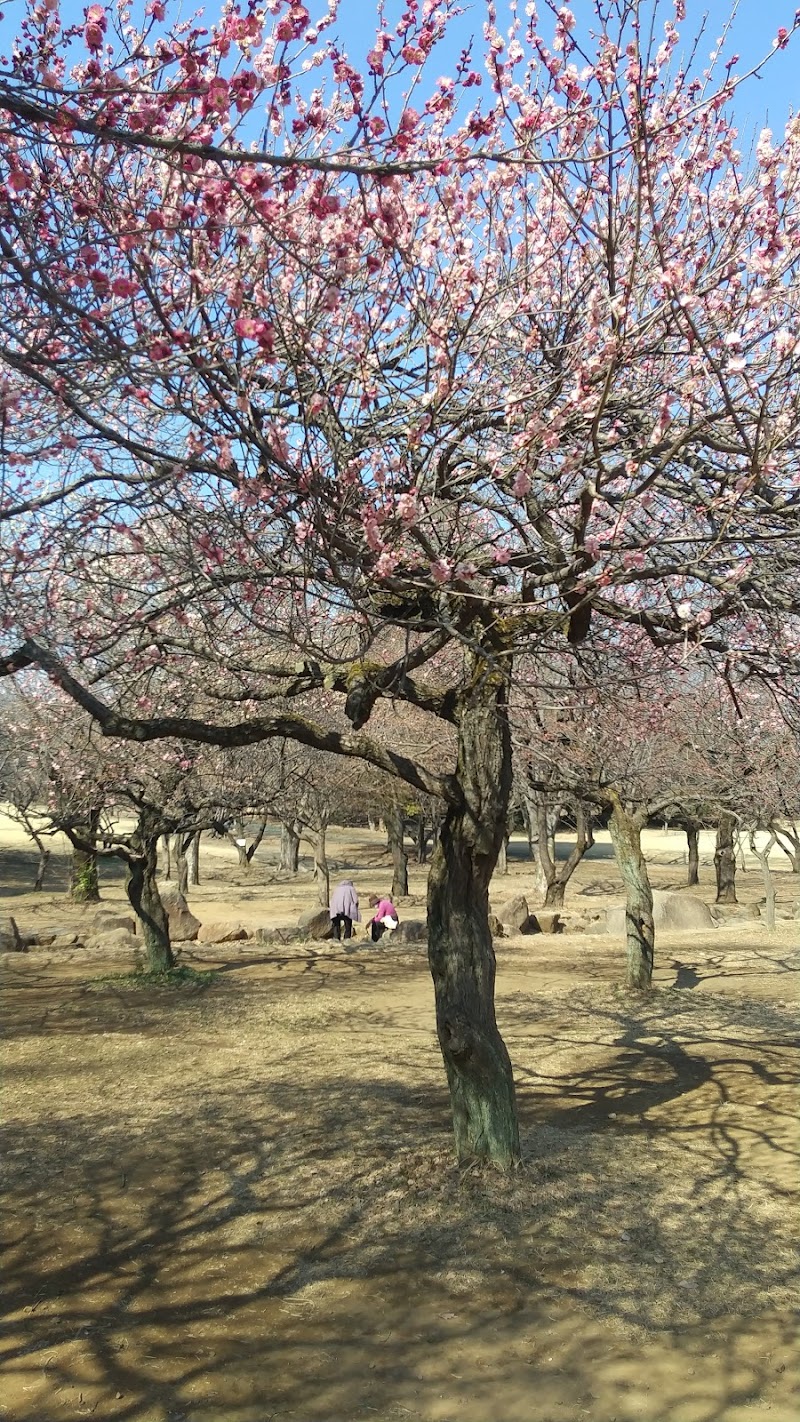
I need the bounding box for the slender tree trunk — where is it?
[715,812,738,904]
[162,834,172,881]
[750,831,777,930]
[126,810,174,971]
[542,802,593,908]
[229,817,250,869]
[773,825,800,874]
[314,813,330,908]
[22,816,51,892]
[188,831,200,886]
[496,834,509,876]
[387,803,409,898]
[69,809,101,902]
[174,835,189,897]
[426,659,520,1169]
[246,819,267,865]
[33,844,51,893]
[608,797,654,990]
[279,820,301,873]
[686,824,700,887]
[416,812,428,865]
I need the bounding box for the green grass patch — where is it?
[89,965,218,991]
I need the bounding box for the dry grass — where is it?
[1,820,799,1422]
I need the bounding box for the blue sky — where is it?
[0,0,796,139]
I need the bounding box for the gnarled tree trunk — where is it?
[126,809,174,972]
[607,797,654,990]
[427,659,520,1169]
[714,812,738,904]
[69,809,101,902]
[541,801,594,908]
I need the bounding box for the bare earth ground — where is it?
[1,817,798,1422]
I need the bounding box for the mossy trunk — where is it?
[387,804,409,898]
[126,809,174,972]
[714,812,738,904]
[608,798,654,990]
[427,657,520,1169]
[70,810,101,902]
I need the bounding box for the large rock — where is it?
[607,891,715,937]
[298,908,334,941]
[196,922,249,944]
[498,895,531,933]
[392,919,427,945]
[93,912,138,936]
[160,888,201,942]
[0,915,26,952]
[85,928,139,955]
[488,913,505,939]
[529,910,562,934]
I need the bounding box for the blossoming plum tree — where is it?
[2,0,800,1164]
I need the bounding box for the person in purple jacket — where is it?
[329,879,361,940]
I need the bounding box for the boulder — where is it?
[298,908,334,941]
[85,928,138,955]
[392,919,427,945]
[607,891,715,937]
[196,922,249,944]
[714,902,761,922]
[160,888,201,942]
[498,895,531,934]
[0,915,26,952]
[488,913,505,939]
[50,932,82,949]
[93,913,138,936]
[529,910,562,934]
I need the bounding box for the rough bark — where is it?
[386,803,410,898]
[69,810,101,902]
[126,809,174,971]
[520,790,549,900]
[279,820,301,873]
[750,831,777,930]
[607,797,654,990]
[188,831,200,886]
[686,824,700,887]
[714,812,738,904]
[174,835,189,897]
[539,801,593,908]
[426,657,520,1169]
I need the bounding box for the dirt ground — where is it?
[1,816,798,1422]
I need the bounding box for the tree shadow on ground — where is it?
[1,976,798,1422]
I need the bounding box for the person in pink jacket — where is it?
[329,879,361,940]
[369,895,399,943]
